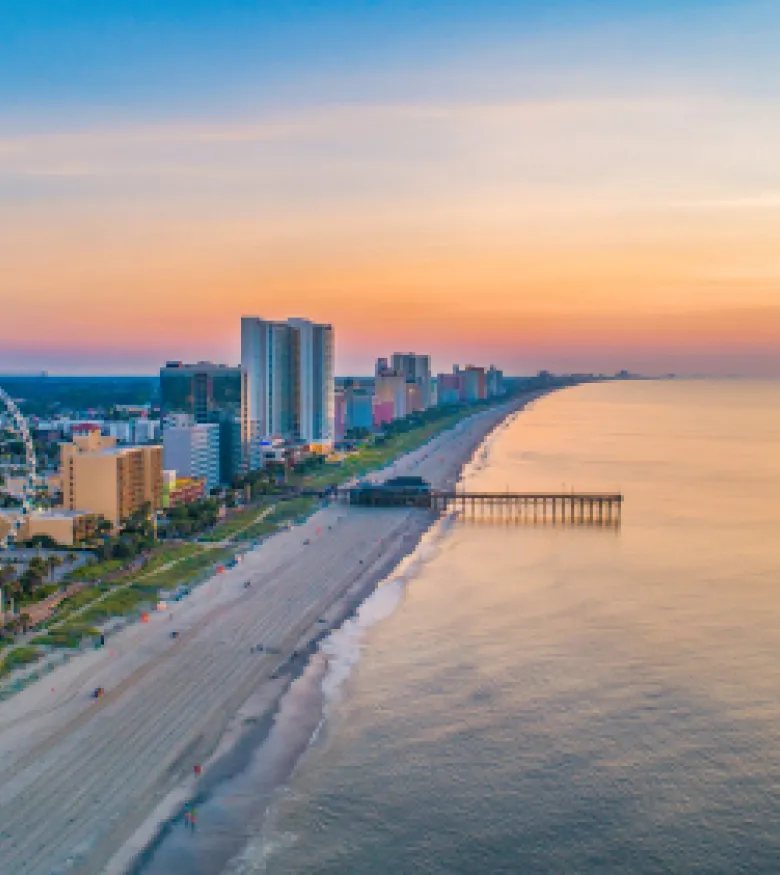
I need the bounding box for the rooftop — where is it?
[30,509,95,520]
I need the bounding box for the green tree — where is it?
[19,564,45,598]
[26,534,61,550]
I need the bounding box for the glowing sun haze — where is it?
[1,0,779,376]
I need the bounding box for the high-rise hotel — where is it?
[241,316,335,456]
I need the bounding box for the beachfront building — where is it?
[392,353,432,409]
[344,383,374,434]
[160,361,245,484]
[373,400,394,427]
[436,373,461,406]
[456,365,487,402]
[162,413,220,492]
[334,390,346,440]
[374,359,408,421]
[486,365,505,398]
[60,431,162,526]
[405,382,424,414]
[288,317,336,451]
[241,316,335,460]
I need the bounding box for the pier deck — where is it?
[337,486,623,525]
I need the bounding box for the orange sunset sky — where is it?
[1,1,779,376]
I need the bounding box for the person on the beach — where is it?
[183,809,191,829]
[190,808,197,831]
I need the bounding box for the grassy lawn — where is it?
[45,587,105,623]
[0,646,42,677]
[138,542,202,573]
[137,547,233,591]
[40,544,234,647]
[31,624,100,649]
[199,504,271,542]
[62,542,202,587]
[76,588,151,625]
[67,557,126,583]
[237,518,278,541]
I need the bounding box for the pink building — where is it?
[373,400,395,427]
[375,367,407,420]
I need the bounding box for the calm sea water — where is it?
[180,381,780,874]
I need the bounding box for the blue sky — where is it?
[2,0,772,124]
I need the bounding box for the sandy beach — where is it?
[0,392,543,875]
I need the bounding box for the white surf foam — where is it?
[318,512,455,715]
[223,513,457,874]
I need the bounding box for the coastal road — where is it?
[0,399,530,875]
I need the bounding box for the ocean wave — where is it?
[319,512,455,715]
[222,513,457,873]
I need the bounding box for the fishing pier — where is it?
[428,491,622,525]
[336,477,623,526]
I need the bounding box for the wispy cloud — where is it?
[0,96,702,178]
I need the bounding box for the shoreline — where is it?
[119,511,434,875]
[116,391,548,875]
[0,389,552,875]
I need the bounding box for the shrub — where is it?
[44,625,99,648]
[0,646,41,675]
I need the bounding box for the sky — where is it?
[1,0,779,376]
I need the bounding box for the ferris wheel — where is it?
[0,384,38,547]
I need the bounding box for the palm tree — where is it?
[46,555,62,582]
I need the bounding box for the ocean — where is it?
[147,380,780,874]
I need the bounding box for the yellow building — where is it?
[19,510,99,547]
[60,431,162,526]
